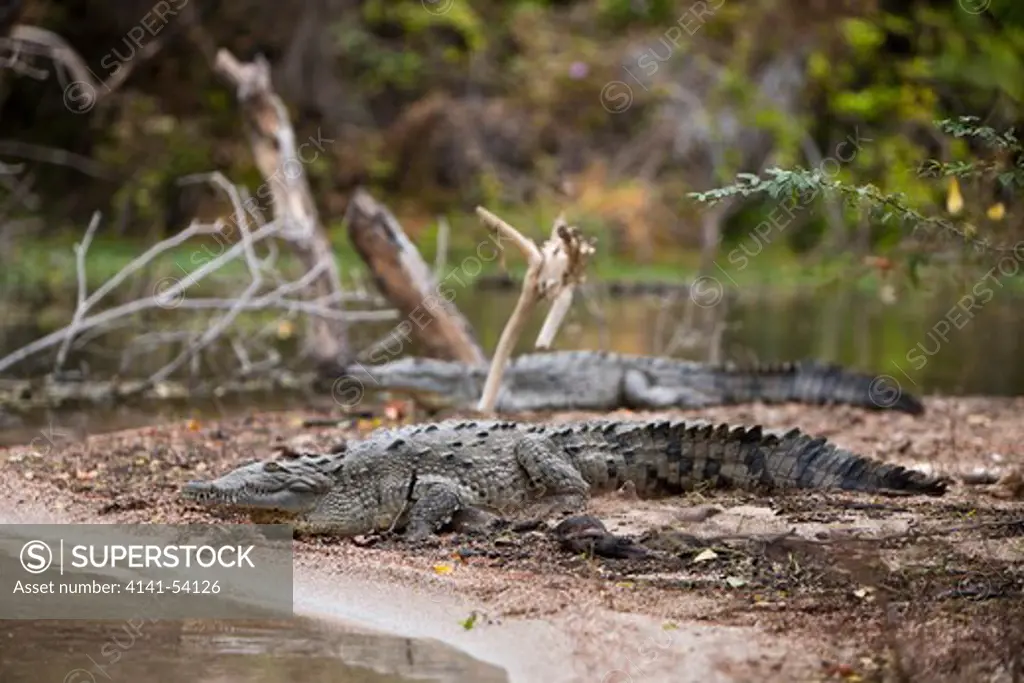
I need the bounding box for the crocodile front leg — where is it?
[513,434,591,516]
[405,475,469,541]
[622,369,717,409]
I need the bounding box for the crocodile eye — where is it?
[264,462,283,472]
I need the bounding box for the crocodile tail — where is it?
[760,427,946,494]
[594,420,944,496]
[714,361,925,415]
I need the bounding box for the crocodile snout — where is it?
[180,481,224,503]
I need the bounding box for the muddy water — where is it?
[0,618,508,683]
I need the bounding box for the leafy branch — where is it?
[687,117,1022,253]
[923,117,1024,191]
[936,116,1019,151]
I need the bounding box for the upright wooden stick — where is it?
[475,208,595,413]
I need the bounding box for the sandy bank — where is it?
[2,397,1022,682]
[0,482,816,683]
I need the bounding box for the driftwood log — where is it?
[345,188,486,364]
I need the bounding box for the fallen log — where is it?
[345,188,486,364]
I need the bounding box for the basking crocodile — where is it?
[181,418,946,539]
[334,351,923,415]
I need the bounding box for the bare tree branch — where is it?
[0,172,391,390]
[7,24,165,107]
[475,208,595,413]
[212,48,351,366]
[53,211,101,373]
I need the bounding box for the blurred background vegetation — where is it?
[1,0,1024,395]
[1,0,1021,284]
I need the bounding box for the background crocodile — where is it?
[181,418,946,539]
[333,351,923,415]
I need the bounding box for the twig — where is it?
[141,279,263,392]
[0,141,112,179]
[9,24,165,108]
[535,287,573,349]
[0,176,392,377]
[0,36,51,80]
[53,211,101,373]
[434,215,450,276]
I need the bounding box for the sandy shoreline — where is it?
[0,484,816,683]
[2,397,1022,682]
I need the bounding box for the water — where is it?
[5,282,1024,393]
[0,618,508,682]
[2,280,1024,446]
[469,284,1024,396]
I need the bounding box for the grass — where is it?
[5,202,1024,302]
[1,233,863,298]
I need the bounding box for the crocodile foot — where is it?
[450,507,509,535]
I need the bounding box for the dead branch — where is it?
[0,172,392,402]
[213,48,350,367]
[53,212,100,373]
[345,188,486,364]
[475,208,595,413]
[0,35,50,80]
[6,24,165,107]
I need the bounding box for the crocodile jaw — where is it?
[180,481,314,514]
[180,461,326,514]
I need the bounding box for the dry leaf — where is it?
[276,320,295,339]
[946,177,964,215]
[987,202,1005,221]
[383,401,408,421]
[693,548,718,563]
[356,418,382,432]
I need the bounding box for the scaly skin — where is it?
[181,418,946,539]
[336,351,924,415]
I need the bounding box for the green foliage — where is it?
[92,95,215,233]
[921,117,1024,192]
[840,18,886,53]
[689,117,1023,253]
[335,24,426,93]
[361,0,485,51]
[937,116,1020,151]
[595,0,677,28]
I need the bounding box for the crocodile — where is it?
[333,351,923,415]
[181,418,946,539]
